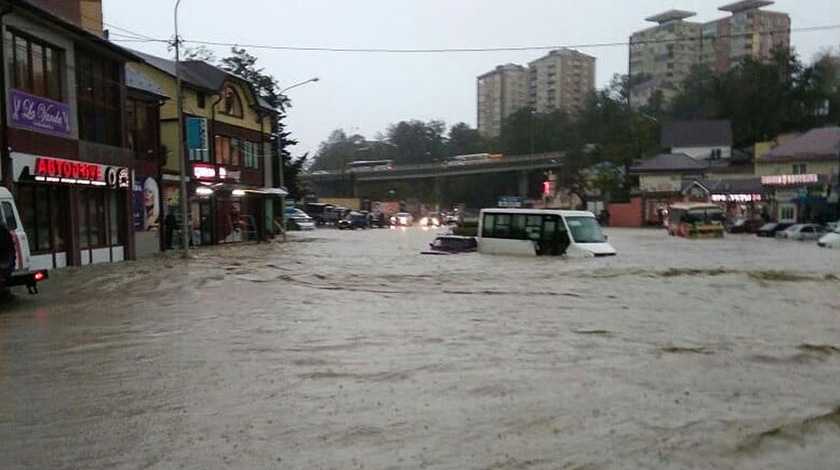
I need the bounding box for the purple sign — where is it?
[9,89,71,136]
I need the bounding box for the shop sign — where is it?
[219,167,241,182]
[760,174,818,186]
[498,196,523,208]
[9,89,71,136]
[710,194,762,203]
[193,163,217,181]
[12,152,129,188]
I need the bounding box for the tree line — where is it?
[310,47,838,201]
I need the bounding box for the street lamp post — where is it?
[275,77,319,222]
[174,0,189,257]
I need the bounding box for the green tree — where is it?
[385,120,447,164]
[310,129,369,171]
[446,122,487,156]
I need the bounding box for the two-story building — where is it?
[755,127,840,223]
[131,51,279,248]
[125,63,167,256]
[2,0,141,269]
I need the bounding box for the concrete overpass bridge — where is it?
[300,152,567,207]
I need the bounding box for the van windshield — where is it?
[565,216,606,243]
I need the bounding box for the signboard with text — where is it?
[11,152,129,189]
[9,89,72,136]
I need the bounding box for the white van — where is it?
[478,208,616,257]
[1,187,48,294]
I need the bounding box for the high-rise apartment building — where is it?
[710,1,790,71]
[476,64,529,138]
[630,1,790,107]
[528,49,596,115]
[629,10,703,108]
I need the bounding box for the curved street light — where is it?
[276,77,319,230]
[279,77,320,96]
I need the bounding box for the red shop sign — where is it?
[35,157,102,181]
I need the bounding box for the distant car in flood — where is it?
[286,214,315,231]
[776,223,826,241]
[421,235,478,255]
[817,226,840,249]
[338,212,369,230]
[390,212,413,227]
[725,218,763,234]
[419,214,442,228]
[756,222,793,237]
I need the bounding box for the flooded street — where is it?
[1,227,839,470]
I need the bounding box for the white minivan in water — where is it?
[478,208,616,257]
[1,187,48,295]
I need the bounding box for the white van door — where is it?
[1,199,31,272]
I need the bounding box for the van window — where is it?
[482,214,495,237]
[1,202,18,230]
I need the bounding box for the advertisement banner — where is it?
[133,176,160,231]
[9,89,71,136]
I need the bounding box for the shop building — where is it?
[629,153,707,225]
[126,64,167,256]
[1,0,140,269]
[130,51,279,249]
[681,178,765,221]
[755,127,840,223]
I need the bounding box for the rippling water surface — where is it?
[1,228,839,469]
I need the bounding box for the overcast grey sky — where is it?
[104,0,839,158]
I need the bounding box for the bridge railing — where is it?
[302,152,565,180]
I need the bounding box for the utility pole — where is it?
[174,0,189,257]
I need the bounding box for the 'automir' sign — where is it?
[12,152,130,189]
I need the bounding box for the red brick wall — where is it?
[607,197,643,227]
[24,0,81,25]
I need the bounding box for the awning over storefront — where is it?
[246,187,288,196]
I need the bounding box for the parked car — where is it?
[287,214,316,231]
[338,212,369,230]
[421,235,478,255]
[725,218,764,234]
[304,203,334,226]
[390,212,414,227]
[0,187,48,295]
[756,222,793,237]
[776,223,827,241]
[817,227,840,249]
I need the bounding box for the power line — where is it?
[132,24,840,54]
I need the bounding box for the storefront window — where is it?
[92,191,107,247]
[78,190,90,249]
[35,187,50,251]
[51,190,66,251]
[15,185,66,254]
[109,192,124,245]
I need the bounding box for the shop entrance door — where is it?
[199,200,214,245]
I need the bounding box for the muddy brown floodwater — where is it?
[1,227,839,469]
